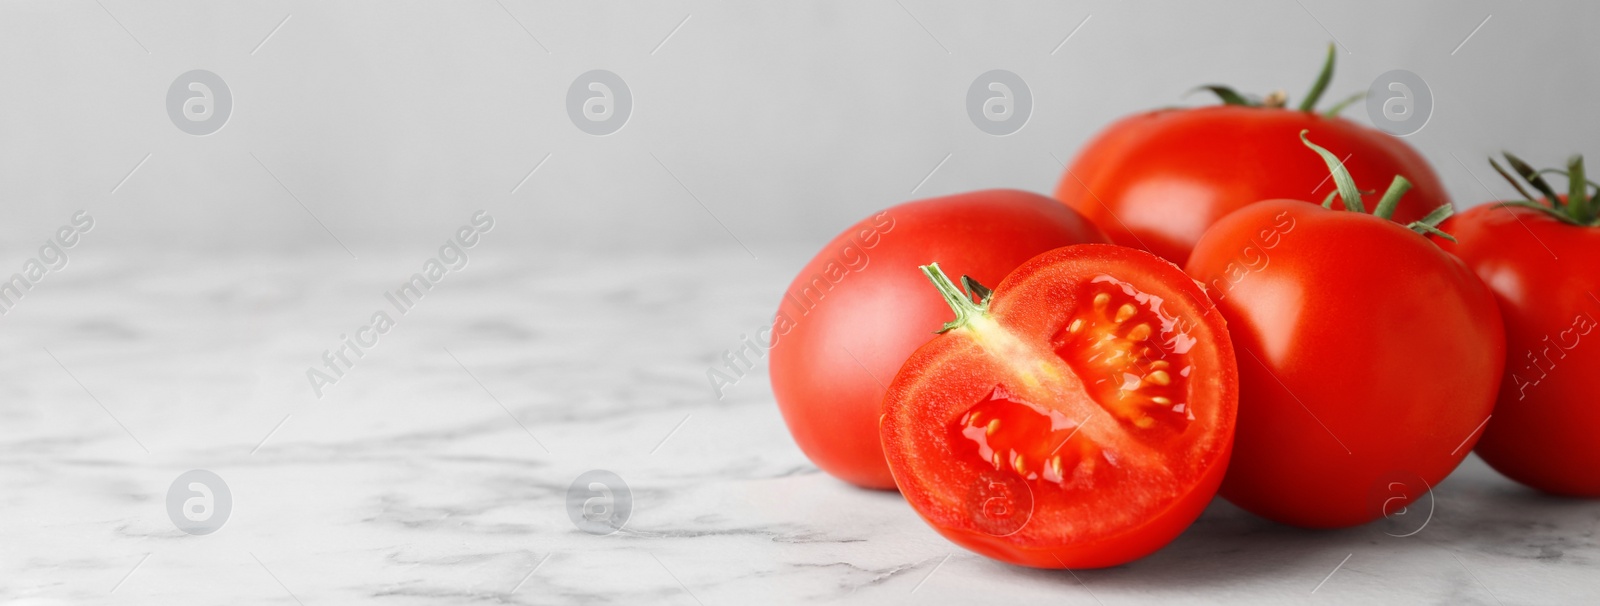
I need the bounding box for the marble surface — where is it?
[2,245,1597,605]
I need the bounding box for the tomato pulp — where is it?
[770,190,1105,489]
[1438,153,1600,496]
[1055,48,1446,265]
[1185,134,1504,528]
[880,245,1237,568]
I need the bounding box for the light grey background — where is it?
[4,3,1599,603]
[2,0,1596,257]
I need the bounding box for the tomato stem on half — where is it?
[920,263,991,334]
[1299,130,1455,240]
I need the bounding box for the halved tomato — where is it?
[879,244,1237,568]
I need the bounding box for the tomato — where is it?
[1436,153,1600,496]
[1055,46,1446,265]
[879,244,1237,568]
[770,190,1106,489]
[1185,133,1504,528]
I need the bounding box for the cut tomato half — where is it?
[880,244,1237,568]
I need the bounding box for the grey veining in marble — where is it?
[1,246,1597,605]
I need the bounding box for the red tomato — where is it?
[1185,134,1504,528]
[880,245,1237,568]
[1437,153,1600,496]
[770,190,1106,489]
[1055,49,1446,265]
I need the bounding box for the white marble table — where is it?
[2,245,1596,605]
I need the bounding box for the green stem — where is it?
[921,263,989,334]
[1373,175,1413,220]
[1568,155,1591,223]
[1300,130,1365,214]
[1297,43,1336,112]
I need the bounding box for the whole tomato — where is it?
[770,190,1105,489]
[1185,133,1504,528]
[1437,153,1600,496]
[1055,45,1447,265]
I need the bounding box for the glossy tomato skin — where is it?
[1057,107,1447,265]
[770,190,1106,489]
[1438,204,1600,496]
[1186,200,1503,528]
[881,245,1237,568]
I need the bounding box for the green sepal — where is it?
[1504,152,1565,208]
[921,263,990,334]
[1491,152,1600,226]
[1322,91,1366,117]
[1491,200,1586,226]
[1410,222,1457,242]
[960,275,994,306]
[1404,203,1456,240]
[1489,157,1539,204]
[1300,130,1365,214]
[1297,43,1336,112]
[1189,85,1254,106]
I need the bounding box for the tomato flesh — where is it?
[954,387,1091,486]
[881,244,1236,568]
